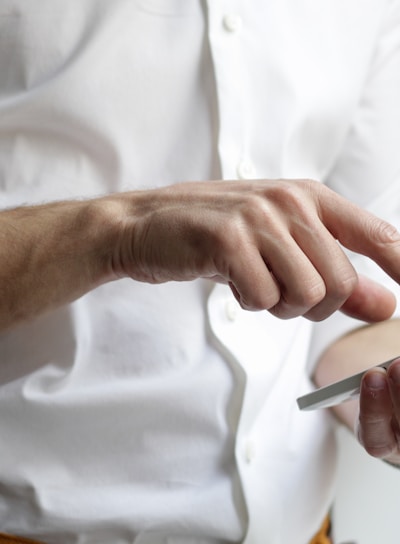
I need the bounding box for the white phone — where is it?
[297,356,399,411]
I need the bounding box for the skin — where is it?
[1,177,400,462]
[315,320,400,465]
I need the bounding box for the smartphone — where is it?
[297,356,399,411]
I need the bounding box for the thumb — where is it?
[340,274,396,322]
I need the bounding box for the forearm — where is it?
[0,196,125,330]
[314,319,400,429]
[2,177,400,333]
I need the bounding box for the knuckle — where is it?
[245,191,266,210]
[273,280,326,319]
[266,179,324,225]
[297,178,321,193]
[328,271,358,301]
[293,178,324,204]
[241,192,274,228]
[267,180,304,210]
[268,301,302,320]
[238,297,261,312]
[263,289,281,310]
[291,279,326,309]
[240,287,280,312]
[304,307,332,323]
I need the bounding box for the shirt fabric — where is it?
[1,1,400,543]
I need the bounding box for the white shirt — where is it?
[1,1,400,543]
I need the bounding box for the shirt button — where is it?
[237,160,256,180]
[244,440,256,464]
[225,299,239,322]
[222,14,243,33]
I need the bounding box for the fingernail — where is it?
[364,370,386,390]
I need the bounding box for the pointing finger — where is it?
[318,184,400,285]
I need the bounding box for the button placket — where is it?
[206,2,247,180]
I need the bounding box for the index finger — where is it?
[317,184,400,284]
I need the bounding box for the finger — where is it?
[340,274,396,322]
[288,219,359,322]
[387,359,400,439]
[261,234,327,319]
[358,368,397,458]
[317,184,400,286]
[228,250,281,311]
[225,210,327,316]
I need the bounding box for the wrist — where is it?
[82,195,129,284]
[92,190,150,282]
[0,196,131,329]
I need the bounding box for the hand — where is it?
[114,178,400,322]
[356,358,400,465]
